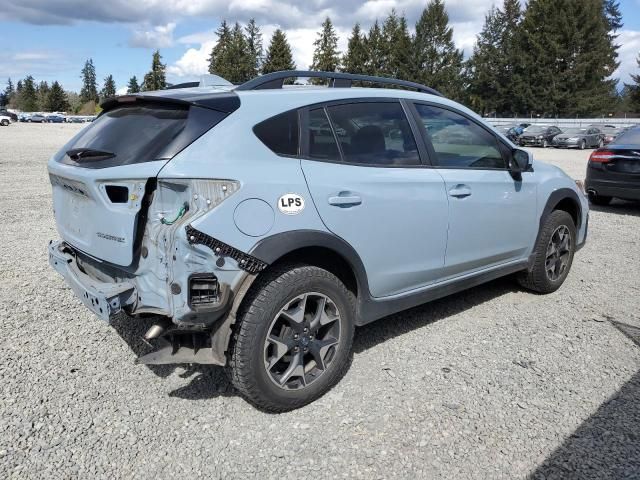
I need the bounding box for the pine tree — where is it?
[208,20,233,78]
[310,17,341,80]
[37,81,49,111]
[2,78,14,107]
[519,0,619,116]
[227,22,252,83]
[142,50,166,91]
[47,81,70,112]
[245,19,263,78]
[364,20,384,77]
[101,74,116,99]
[19,75,38,112]
[380,11,412,80]
[80,59,99,104]
[127,76,140,93]
[341,24,368,74]
[413,0,464,99]
[628,54,640,111]
[603,0,623,32]
[262,29,296,74]
[468,0,524,115]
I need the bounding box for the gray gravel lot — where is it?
[1,123,639,479]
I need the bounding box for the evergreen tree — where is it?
[227,22,253,83]
[262,29,296,74]
[245,18,263,78]
[101,74,116,99]
[2,78,14,107]
[364,20,384,77]
[142,50,166,91]
[208,20,233,78]
[468,0,524,115]
[37,81,50,111]
[310,17,341,81]
[603,0,623,32]
[80,59,99,104]
[412,0,464,99]
[380,11,412,80]
[19,75,38,112]
[47,81,70,112]
[127,76,140,93]
[341,23,368,74]
[628,54,640,112]
[519,0,619,116]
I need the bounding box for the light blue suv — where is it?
[48,71,588,411]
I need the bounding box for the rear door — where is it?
[301,100,449,298]
[48,99,229,266]
[411,102,537,277]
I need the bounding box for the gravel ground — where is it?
[1,123,639,479]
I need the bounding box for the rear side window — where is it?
[414,104,506,169]
[254,110,299,156]
[308,108,340,161]
[326,102,420,166]
[56,102,228,169]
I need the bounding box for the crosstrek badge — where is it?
[278,193,305,215]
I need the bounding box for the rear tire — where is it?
[0,120,8,126]
[229,264,355,412]
[518,210,576,294]
[587,191,612,206]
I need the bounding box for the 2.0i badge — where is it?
[278,193,305,215]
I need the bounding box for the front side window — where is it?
[414,104,506,169]
[254,110,299,156]
[326,102,420,166]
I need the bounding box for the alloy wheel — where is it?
[264,292,341,390]
[545,225,572,281]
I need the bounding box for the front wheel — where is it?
[229,264,355,412]
[0,120,8,126]
[579,140,586,150]
[542,139,548,148]
[518,210,576,294]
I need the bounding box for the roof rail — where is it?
[236,70,444,97]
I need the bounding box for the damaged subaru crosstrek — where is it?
[48,71,588,412]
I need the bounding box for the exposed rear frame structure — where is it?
[236,70,444,97]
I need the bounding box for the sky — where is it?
[1,0,639,94]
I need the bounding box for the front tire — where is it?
[542,139,548,148]
[229,264,355,412]
[518,210,576,294]
[579,140,586,150]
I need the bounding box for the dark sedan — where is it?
[552,127,603,149]
[519,125,562,148]
[585,126,640,205]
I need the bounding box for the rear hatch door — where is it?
[48,94,236,266]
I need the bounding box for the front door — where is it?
[412,103,537,277]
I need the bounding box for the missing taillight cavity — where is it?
[105,185,129,203]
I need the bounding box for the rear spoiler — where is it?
[100,91,240,115]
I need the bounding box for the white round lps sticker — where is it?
[278,193,305,215]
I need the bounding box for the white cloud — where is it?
[116,86,128,95]
[129,22,176,48]
[615,30,640,85]
[167,40,216,77]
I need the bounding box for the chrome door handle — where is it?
[448,184,472,198]
[328,193,362,207]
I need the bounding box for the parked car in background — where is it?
[46,114,66,123]
[66,116,85,123]
[0,110,18,122]
[28,114,47,123]
[519,125,562,148]
[602,128,621,145]
[495,124,524,143]
[586,126,640,205]
[552,127,603,149]
[0,113,11,126]
[19,113,31,122]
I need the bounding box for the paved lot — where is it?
[1,123,639,479]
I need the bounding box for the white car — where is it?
[0,113,11,126]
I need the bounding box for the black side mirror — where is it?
[509,149,531,179]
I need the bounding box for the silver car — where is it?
[552,127,603,149]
